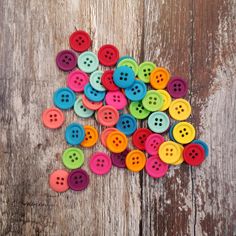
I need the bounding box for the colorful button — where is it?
[68,169,89,191]
[169,99,191,121]
[158,141,181,164]
[65,123,85,145]
[167,76,188,98]
[42,107,65,129]
[89,152,112,175]
[80,125,98,147]
[129,101,150,120]
[192,139,209,157]
[117,55,136,65]
[150,67,170,89]
[100,128,118,147]
[56,50,77,71]
[124,80,147,101]
[142,90,164,112]
[132,128,152,150]
[101,70,119,91]
[62,147,84,169]
[84,84,106,102]
[89,70,106,91]
[106,131,128,153]
[113,66,135,88]
[98,44,119,66]
[168,122,178,142]
[145,133,165,155]
[173,122,195,144]
[145,156,169,178]
[105,91,127,110]
[69,30,91,52]
[49,169,69,193]
[53,87,76,110]
[67,70,89,92]
[110,149,129,168]
[82,94,102,110]
[148,112,170,133]
[97,105,119,127]
[77,51,99,73]
[183,143,205,166]
[116,114,137,136]
[158,90,172,111]
[74,97,94,118]
[125,150,146,172]
[117,58,139,75]
[138,61,156,83]
[172,144,184,165]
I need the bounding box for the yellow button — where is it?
[173,122,195,144]
[169,99,191,121]
[126,150,146,172]
[81,125,98,148]
[158,90,172,111]
[172,144,184,165]
[106,131,128,153]
[150,67,170,89]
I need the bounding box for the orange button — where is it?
[106,131,128,153]
[126,150,146,172]
[150,67,170,89]
[81,125,98,148]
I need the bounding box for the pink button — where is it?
[145,134,165,155]
[101,128,118,147]
[97,105,119,127]
[82,95,103,110]
[105,91,127,110]
[145,156,169,178]
[67,70,89,92]
[89,152,112,175]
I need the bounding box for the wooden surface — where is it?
[0,0,235,235]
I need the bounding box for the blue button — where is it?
[169,123,178,141]
[192,139,209,157]
[113,66,135,88]
[65,123,85,145]
[84,84,106,102]
[117,55,136,65]
[116,114,137,136]
[125,80,147,101]
[53,87,76,110]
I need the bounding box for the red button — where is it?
[101,70,119,91]
[42,107,65,129]
[98,44,119,66]
[97,105,119,127]
[132,128,153,150]
[69,30,91,52]
[183,143,205,166]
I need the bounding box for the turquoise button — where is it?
[192,139,209,157]
[148,111,170,133]
[77,51,99,73]
[125,80,146,101]
[168,122,178,141]
[89,70,106,91]
[74,97,94,118]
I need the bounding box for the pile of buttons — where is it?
[43,30,209,193]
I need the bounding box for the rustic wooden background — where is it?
[0,0,235,235]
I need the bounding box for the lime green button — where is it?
[142,90,164,112]
[117,58,139,75]
[138,61,156,83]
[62,147,84,169]
[129,101,150,120]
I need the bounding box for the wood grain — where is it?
[0,0,235,235]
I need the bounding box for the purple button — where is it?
[68,169,89,191]
[167,76,188,98]
[111,149,130,168]
[56,50,77,71]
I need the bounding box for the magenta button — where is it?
[67,70,89,92]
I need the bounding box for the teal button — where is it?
[117,58,139,75]
[74,97,94,118]
[89,70,105,91]
[78,51,99,73]
[148,111,170,133]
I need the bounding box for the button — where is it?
[89,70,106,91]
[110,149,129,168]
[145,133,165,155]
[158,90,172,111]
[145,156,169,178]
[173,122,195,144]
[183,143,205,166]
[117,55,136,65]
[62,147,84,170]
[49,169,69,193]
[113,66,135,88]
[105,91,127,110]
[74,97,94,118]
[116,114,137,136]
[148,111,170,133]
[65,123,85,145]
[98,44,119,66]
[89,152,112,175]
[125,150,146,172]
[77,51,99,73]
[69,30,91,52]
[106,130,128,153]
[172,144,184,165]
[168,122,178,142]
[84,84,106,102]
[101,70,119,91]
[169,99,191,121]
[158,141,181,164]
[150,67,170,89]
[82,94,103,110]
[80,125,98,148]
[67,70,89,92]
[42,107,65,129]
[124,80,147,101]
[101,128,118,147]
[53,87,76,110]
[129,101,150,120]
[137,61,156,83]
[97,105,119,127]
[68,169,89,191]
[167,76,188,98]
[132,128,153,150]
[192,139,209,157]
[117,58,139,75]
[142,90,164,112]
[56,50,77,71]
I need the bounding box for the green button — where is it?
[138,61,156,83]
[129,101,150,120]
[117,58,139,75]
[74,97,94,118]
[89,70,106,91]
[62,147,84,169]
[142,90,163,112]
[148,111,170,133]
